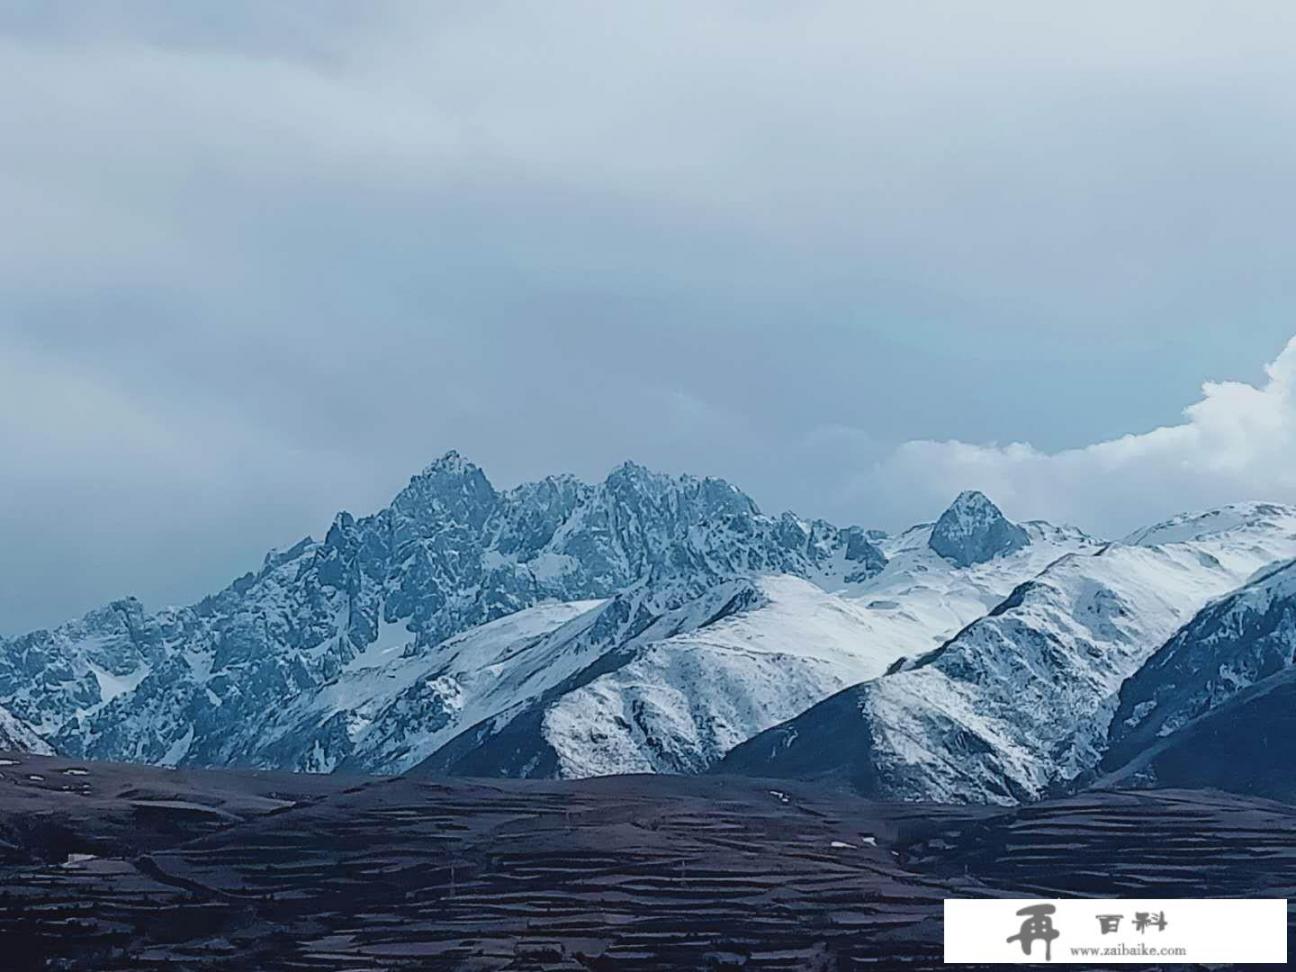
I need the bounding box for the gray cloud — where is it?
[4,2,1296,631]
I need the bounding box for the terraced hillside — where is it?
[0,754,1292,970]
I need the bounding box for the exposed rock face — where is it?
[927,491,1030,567]
[0,706,50,754]
[0,598,162,739]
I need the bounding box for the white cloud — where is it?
[871,336,1296,535]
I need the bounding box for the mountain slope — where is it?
[1098,665,1296,802]
[860,516,1101,668]
[410,507,1099,780]
[416,575,928,779]
[1103,555,1296,776]
[0,706,50,754]
[719,503,1296,803]
[538,575,945,778]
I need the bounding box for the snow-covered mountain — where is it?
[0,598,159,739]
[1102,553,1296,778]
[719,502,1296,803]
[32,453,887,769]
[0,454,1098,781]
[411,501,1100,780]
[15,450,1295,804]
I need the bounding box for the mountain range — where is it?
[2,452,1294,806]
[720,503,1296,802]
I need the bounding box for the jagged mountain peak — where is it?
[418,449,476,476]
[602,460,677,498]
[696,475,761,517]
[391,452,499,535]
[400,450,495,501]
[607,458,655,479]
[598,462,759,520]
[927,490,1029,567]
[937,490,1009,526]
[396,455,764,528]
[262,537,315,572]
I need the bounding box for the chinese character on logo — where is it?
[1096,914,1123,934]
[1007,904,1060,960]
[1133,911,1167,933]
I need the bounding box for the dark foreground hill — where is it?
[0,754,1293,971]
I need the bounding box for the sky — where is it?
[5,2,1296,632]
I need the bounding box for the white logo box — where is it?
[944,898,1287,965]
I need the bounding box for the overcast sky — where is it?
[5,2,1296,632]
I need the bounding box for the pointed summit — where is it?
[928,490,1029,567]
[418,449,474,477]
[391,450,498,534]
[605,459,658,484]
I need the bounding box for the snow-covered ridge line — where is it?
[15,449,1295,801]
[719,501,1296,803]
[0,452,1105,781]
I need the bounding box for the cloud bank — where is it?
[873,337,1296,534]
